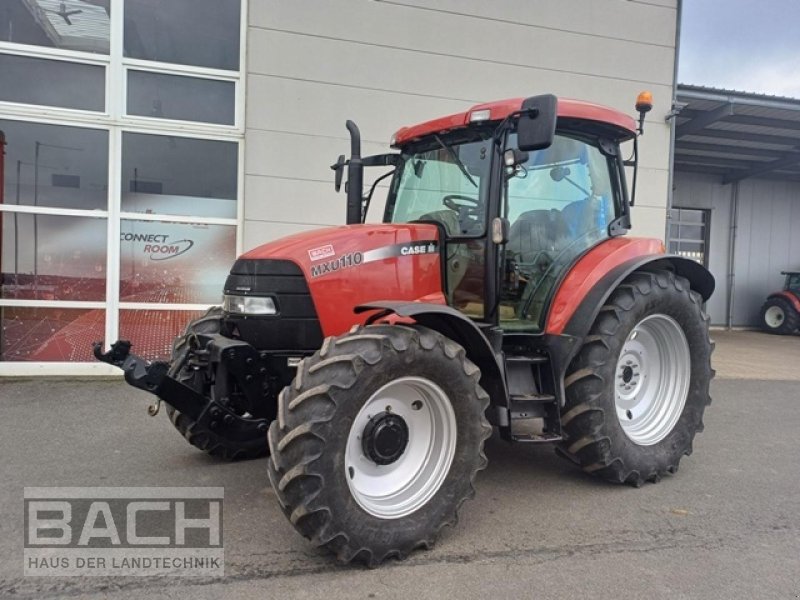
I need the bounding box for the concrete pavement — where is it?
[712,329,799,380]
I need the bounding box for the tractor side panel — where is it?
[241,223,445,336]
[769,290,800,314]
[545,237,665,335]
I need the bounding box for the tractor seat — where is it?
[507,209,569,264]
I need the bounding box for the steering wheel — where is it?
[443,194,480,212]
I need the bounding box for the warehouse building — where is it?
[0,0,697,374]
[672,85,800,327]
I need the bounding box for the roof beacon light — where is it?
[635,91,653,135]
[469,109,491,123]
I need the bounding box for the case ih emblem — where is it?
[308,244,336,261]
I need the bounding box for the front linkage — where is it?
[93,323,270,455]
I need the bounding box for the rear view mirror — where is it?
[331,154,346,192]
[517,94,557,152]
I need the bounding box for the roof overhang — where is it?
[675,85,800,184]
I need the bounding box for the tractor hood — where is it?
[238,223,446,336]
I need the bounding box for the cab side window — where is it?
[500,134,618,330]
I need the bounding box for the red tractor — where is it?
[95,93,714,566]
[760,271,800,334]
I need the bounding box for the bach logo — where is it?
[24,487,223,576]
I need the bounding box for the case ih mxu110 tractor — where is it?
[96,93,715,566]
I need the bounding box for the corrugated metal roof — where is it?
[675,84,800,183]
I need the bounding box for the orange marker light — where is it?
[636,91,654,113]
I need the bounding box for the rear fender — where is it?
[355,302,507,407]
[769,290,800,314]
[560,254,715,341]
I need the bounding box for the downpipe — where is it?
[726,181,740,329]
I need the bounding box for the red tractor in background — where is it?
[760,271,800,334]
[96,93,714,566]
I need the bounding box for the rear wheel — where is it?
[267,324,491,566]
[558,270,713,486]
[760,297,799,335]
[166,307,268,460]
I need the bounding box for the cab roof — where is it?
[392,97,637,147]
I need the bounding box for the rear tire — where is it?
[166,307,268,461]
[760,297,799,335]
[267,324,491,566]
[558,270,713,486]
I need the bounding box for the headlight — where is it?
[223,294,277,315]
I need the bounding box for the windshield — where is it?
[385,137,493,237]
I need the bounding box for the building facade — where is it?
[0,0,679,375]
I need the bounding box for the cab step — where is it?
[508,393,561,443]
[505,354,548,364]
[509,393,556,418]
[511,432,563,443]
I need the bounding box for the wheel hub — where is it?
[362,412,409,465]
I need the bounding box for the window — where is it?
[668,208,709,267]
[0,54,105,111]
[0,0,110,54]
[124,0,240,70]
[121,134,238,218]
[127,71,236,125]
[389,139,491,236]
[0,1,244,369]
[119,220,236,304]
[0,120,108,210]
[1,213,107,301]
[500,134,619,331]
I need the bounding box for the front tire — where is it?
[760,297,799,335]
[267,324,491,566]
[558,270,713,486]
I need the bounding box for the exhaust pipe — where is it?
[345,120,363,224]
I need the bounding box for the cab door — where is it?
[498,132,623,331]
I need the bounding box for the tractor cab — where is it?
[381,105,636,332]
[337,95,643,335]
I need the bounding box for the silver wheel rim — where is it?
[345,376,457,519]
[615,314,691,446]
[765,305,785,328]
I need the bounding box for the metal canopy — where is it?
[675,85,800,184]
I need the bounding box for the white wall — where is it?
[243,0,678,249]
[673,171,800,326]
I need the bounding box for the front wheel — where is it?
[558,270,714,486]
[267,324,491,566]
